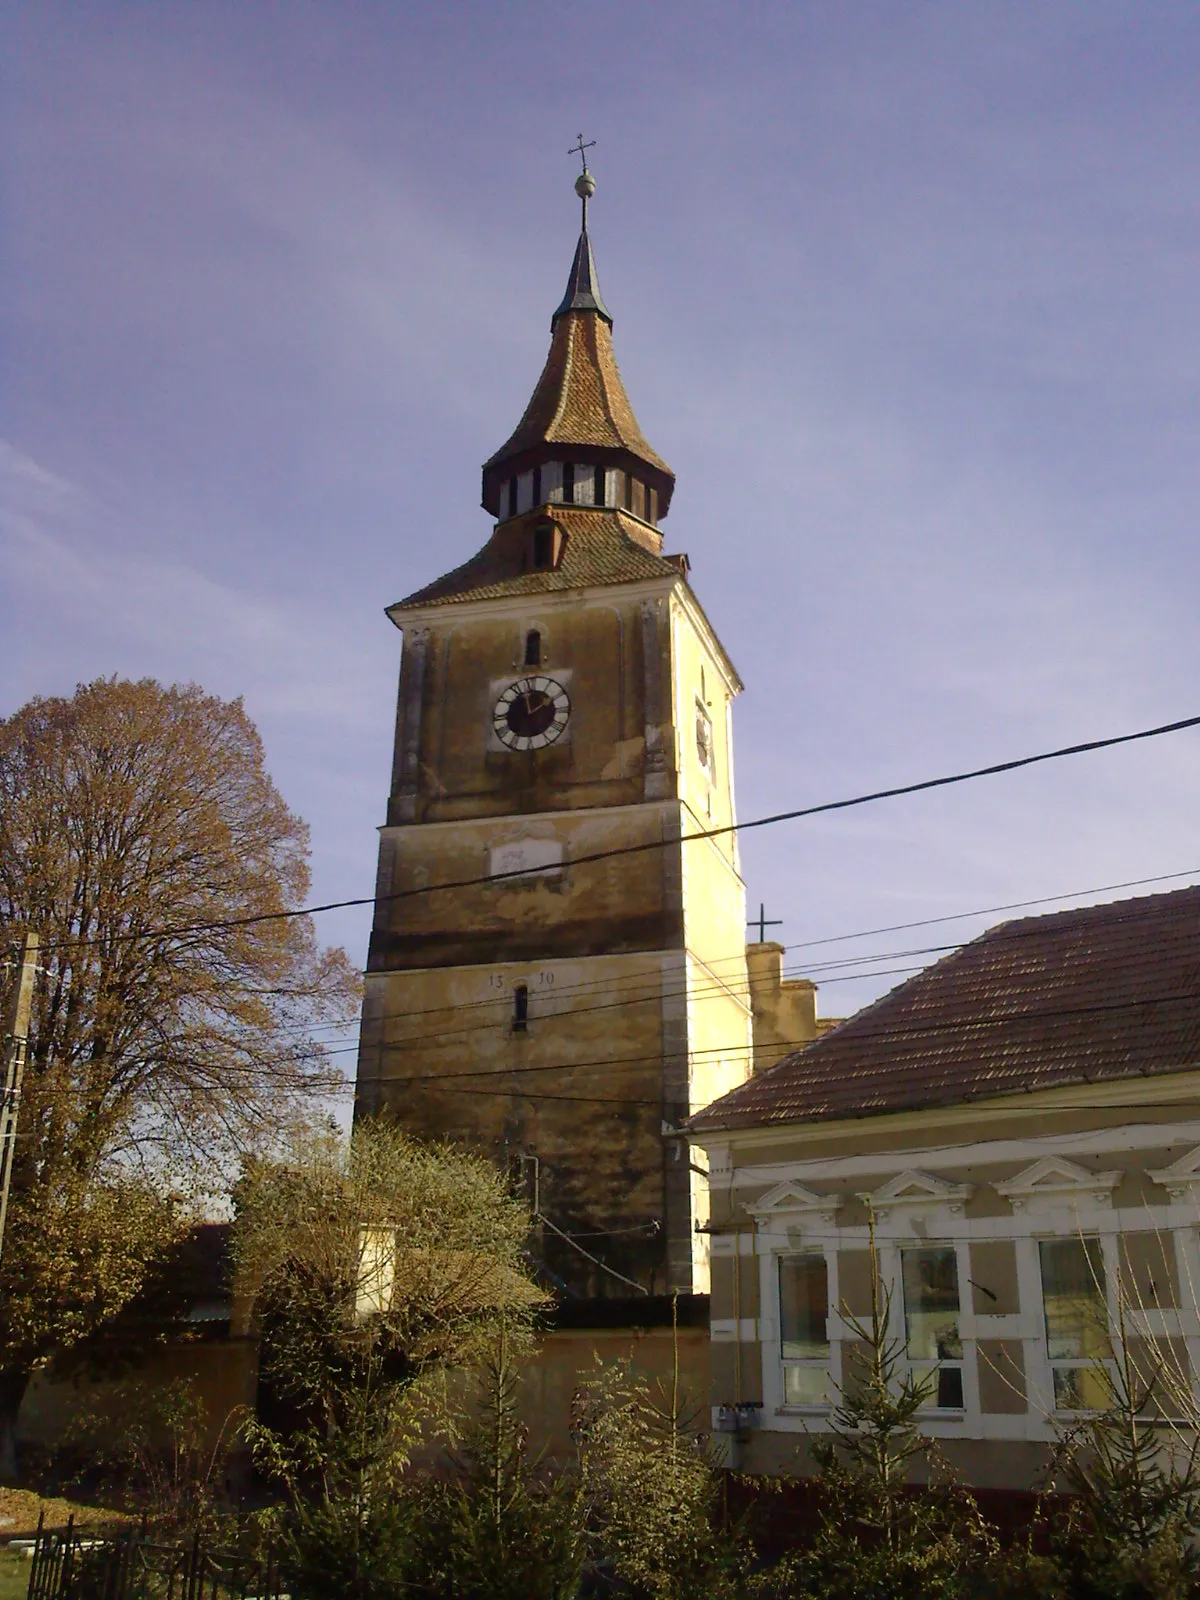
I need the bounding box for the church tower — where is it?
[356,164,751,1297]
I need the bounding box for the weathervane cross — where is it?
[749,902,783,943]
[568,133,596,172]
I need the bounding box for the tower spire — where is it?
[480,151,674,521]
[553,136,610,327]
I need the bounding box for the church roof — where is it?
[389,506,678,612]
[481,228,674,518]
[689,885,1200,1134]
[552,227,611,324]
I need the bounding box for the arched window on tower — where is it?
[512,984,529,1033]
[524,630,542,668]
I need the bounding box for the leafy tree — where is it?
[238,1118,544,1596]
[418,1316,587,1600]
[1048,1330,1200,1600]
[575,1300,746,1600]
[767,1215,993,1600]
[0,677,357,1471]
[62,1374,245,1528]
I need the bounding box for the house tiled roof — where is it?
[689,886,1200,1133]
[389,506,677,611]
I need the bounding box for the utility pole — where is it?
[0,932,39,1266]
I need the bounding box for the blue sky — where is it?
[4,3,1200,1090]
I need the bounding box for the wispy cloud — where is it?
[1,439,390,729]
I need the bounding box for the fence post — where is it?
[60,1514,76,1598]
[26,1509,46,1599]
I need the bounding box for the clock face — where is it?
[493,676,571,751]
[695,701,715,777]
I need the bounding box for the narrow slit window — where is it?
[532,526,552,569]
[623,471,633,510]
[507,478,517,518]
[594,465,606,506]
[779,1254,830,1405]
[532,465,542,507]
[561,461,575,504]
[524,630,542,667]
[512,984,529,1032]
[646,487,657,524]
[901,1246,964,1409]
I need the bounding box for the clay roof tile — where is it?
[689,885,1200,1133]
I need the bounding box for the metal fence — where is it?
[24,1513,283,1600]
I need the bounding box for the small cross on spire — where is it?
[568,134,598,228]
[568,133,596,173]
[749,902,783,943]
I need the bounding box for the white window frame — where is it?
[750,1188,841,1419]
[899,1241,967,1413]
[875,1236,980,1431]
[777,1248,834,1409]
[1035,1232,1115,1415]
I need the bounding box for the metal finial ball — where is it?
[575,170,596,200]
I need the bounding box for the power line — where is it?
[274,866,1200,1060]
[300,945,949,1049]
[32,714,1200,954]
[242,866,1200,1052]
[302,881,1200,1062]
[320,961,929,1060]
[352,986,1200,1093]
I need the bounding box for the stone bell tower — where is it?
[355,161,751,1298]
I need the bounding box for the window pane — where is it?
[1040,1239,1108,1360]
[1053,1364,1111,1411]
[936,1365,964,1409]
[783,1365,828,1405]
[901,1247,962,1361]
[779,1255,828,1359]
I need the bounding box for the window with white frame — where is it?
[1039,1237,1111,1410]
[900,1245,964,1409]
[779,1253,829,1405]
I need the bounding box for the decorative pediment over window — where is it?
[994,1155,1121,1212]
[1147,1146,1200,1203]
[864,1169,973,1218]
[748,1180,840,1226]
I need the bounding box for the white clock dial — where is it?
[492,676,571,751]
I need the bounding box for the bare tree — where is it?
[0,676,358,1470]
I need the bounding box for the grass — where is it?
[0,1547,29,1600]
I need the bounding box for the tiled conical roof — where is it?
[481,226,674,519]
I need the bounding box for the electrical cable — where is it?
[29,713,1200,954]
[534,1211,650,1294]
[344,983,1200,1089]
[281,883,1200,1060]
[236,864,1200,1029]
